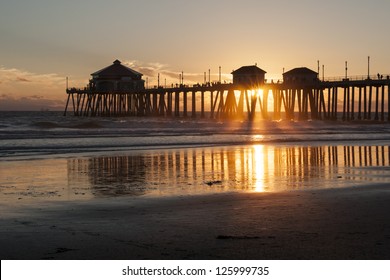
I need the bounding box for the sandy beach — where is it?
[1,142,390,260]
[1,183,390,260]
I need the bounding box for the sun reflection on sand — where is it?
[1,144,390,205]
[252,134,265,141]
[253,145,266,192]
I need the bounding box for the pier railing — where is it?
[67,75,390,94]
[323,74,390,82]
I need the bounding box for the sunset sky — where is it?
[1,0,390,110]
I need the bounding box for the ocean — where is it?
[1,111,390,159]
[1,111,390,206]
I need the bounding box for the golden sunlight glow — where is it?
[252,145,266,192]
[250,89,263,98]
[267,89,274,112]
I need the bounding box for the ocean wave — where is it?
[1,132,390,160]
[32,121,62,129]
[70,121,104,129]
[31,121,104,129]
[1,111,390,159]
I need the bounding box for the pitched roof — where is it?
[283,67,317,76]
[91,60,143,77]
[232,65,267,75]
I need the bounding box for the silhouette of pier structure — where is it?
[64,60,390,121]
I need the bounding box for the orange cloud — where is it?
[122,60,232,86]
[0,66,68,110]
[16,77,32,82]
[0,95,65,111]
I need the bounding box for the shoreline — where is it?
[2,112,390,161]
[1,184,390,260]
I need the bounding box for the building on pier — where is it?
[89,59,145,91]
[283,67,318,85]
[231,65,266,87]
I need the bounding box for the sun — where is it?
[248,89,264,97]
[257,88,264,96]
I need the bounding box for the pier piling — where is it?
[65,78,390,122]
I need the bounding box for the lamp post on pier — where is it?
[317,60,320,79]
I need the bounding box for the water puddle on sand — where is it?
[1,144,390,207]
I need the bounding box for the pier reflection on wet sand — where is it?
[67,144,390,198]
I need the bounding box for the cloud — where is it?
[16,77,32,82]
[0,95,65,111]
[0,66,65,89]
[122,59,233,86]
[123,60,177,80]
[0,66,69,110]
[20,95,44,100]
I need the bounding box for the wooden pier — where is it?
[64,77,390,121]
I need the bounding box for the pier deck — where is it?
[64,78,390,121]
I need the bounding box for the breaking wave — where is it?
[32,121,103,129]
[1,111,390,159]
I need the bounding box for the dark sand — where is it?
[1,184,390,260]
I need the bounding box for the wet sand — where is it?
[1,143,390,259]
[1,184,390,260]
